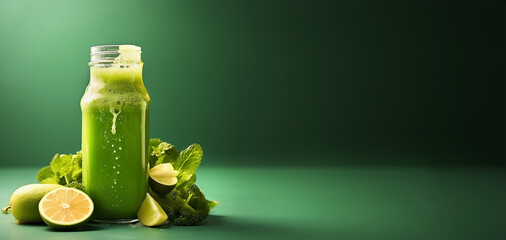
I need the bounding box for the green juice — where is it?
[81,45,150,220]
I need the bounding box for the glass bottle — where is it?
[81,45,150,222]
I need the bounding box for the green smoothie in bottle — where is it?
[81,45,150,222]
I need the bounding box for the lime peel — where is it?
[149,163,178,194]
[137,193,168,227]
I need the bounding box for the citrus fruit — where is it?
[9,184,63,223]
[38,187,94,230]
[149,163,178,194]
[137,193,168,227]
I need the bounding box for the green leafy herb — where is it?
[188,174,197,184]
[50,154,73,182]
[149,138,179,168]
[173,144,203,187]
[36,151,82,186]
[36,166,58,184]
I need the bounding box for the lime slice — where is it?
[149,163,178,194]
[137,193,168,227]
[38,187,94,230]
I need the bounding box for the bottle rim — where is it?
[90,44,142,65]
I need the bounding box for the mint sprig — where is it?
[173,144,202,187]
[36,151,82,186]
[148,138,179,168]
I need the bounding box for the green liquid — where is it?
[81,65,150,219]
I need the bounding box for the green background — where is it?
[0,0,505,239]
[0,0,504,167]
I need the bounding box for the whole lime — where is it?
[9,184,62,223]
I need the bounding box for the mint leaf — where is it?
[188,174,197,184]
[40,177,60,184]
[36,164,60,184]
[174,144,202,187]
[149,139,179,168]
[71,169,82,181]
[49,152,81,184]
[50,154,72,179]
[36,166,55,182]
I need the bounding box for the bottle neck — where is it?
[89,45,143,84]
[82,44,150,113]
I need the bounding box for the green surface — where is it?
[1,166,505,239]
[0,0,505,167]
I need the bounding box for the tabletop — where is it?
[1,166,505,240]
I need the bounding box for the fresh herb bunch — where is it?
[35,139,218,225]
[148,139,219,225]
[36,151,83,189]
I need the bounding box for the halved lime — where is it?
[38,187,94,230]
[9,184,63,223]
[137,193,168,227]
[149,163,178,194]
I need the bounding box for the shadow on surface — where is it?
[15,222,46,227]
[45,223,103,232]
